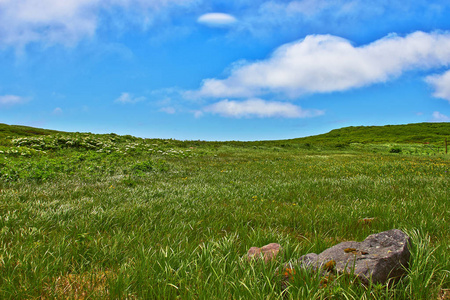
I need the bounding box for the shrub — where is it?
[389,147,402,153]
[132,161,155,172]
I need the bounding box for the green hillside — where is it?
[291,122,450,145]
[0,123,61,139]
[0,122,449,146]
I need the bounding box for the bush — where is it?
[389,147,402,153]
[132,161,155,172]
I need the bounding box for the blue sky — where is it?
[1,0,450,141]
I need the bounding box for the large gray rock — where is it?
[297,229,411,284]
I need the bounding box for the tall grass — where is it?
[0,133,448,299]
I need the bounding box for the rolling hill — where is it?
[291,122,449,145]
[1,122,449,145]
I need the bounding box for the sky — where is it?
[1,0,450,141]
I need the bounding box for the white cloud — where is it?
[203,98,324,118]
[114,92,145,104]
[431,111,450,122]
[197,13,237,27]
[0,0,99,47]
[194,31,450,99]
[0,0,198,48]
[425,70,450,103]
[0,94,27,106]
[2,0,448,49]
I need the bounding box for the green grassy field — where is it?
[0,123,449,299]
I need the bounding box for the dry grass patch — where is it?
[42,270,114,299]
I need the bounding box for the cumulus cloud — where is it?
[197,13,237,27]
[425,70,450,103]
[203,98,324,118]
[114,92,145,104]
[430,111,450,122]
[0,0,198,48]
[194,31,450,99]
[0,94,27,106]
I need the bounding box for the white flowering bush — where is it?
[0,132,201,183]
[9,134,196,158]
[11,134,113,151]
[0,146,44,157]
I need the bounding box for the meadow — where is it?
[0,123,449,299]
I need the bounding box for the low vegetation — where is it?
[0,122,449,299]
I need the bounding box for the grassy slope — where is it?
[1,121,449,143]
[290,122,450,145]
[0,123,61,139]
[0,123,448,299]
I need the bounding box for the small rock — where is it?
[296,229,411,285]
[247,243,281,262]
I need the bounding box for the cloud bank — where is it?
[2,0,449,51]
[203,98,324,118]
[194,31,450,98]
[0,0,197,48]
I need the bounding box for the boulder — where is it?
[297,229,411,284]
[298,253,319,269]
[247,243,281,263]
